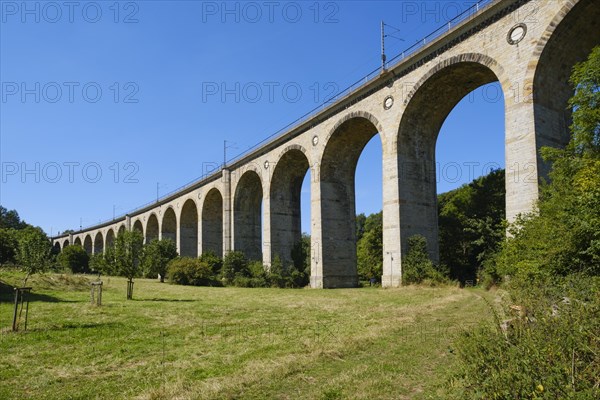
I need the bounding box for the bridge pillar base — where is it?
[381,275,402,288]
[310,275,359,289]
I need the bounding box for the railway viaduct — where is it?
[52,0,600,288]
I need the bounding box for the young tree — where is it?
[16,227,51,286]
[142,239,178,282]
[114,230,144,299]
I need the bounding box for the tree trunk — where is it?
[126,279,134,300]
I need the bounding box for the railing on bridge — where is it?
[73,0,497,234]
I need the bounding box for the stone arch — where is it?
[162,207,177,244]
[278,143,308,159]
[83,235,93,255]
[53,242,61,254]
[270,147,310,265]
[318,114,383,287]
[202,188,223,256]
[118,224,126,236]
[325,111,386,150]
[397,57,506,261]
[63,239,70,248]
[106,229,115,249]
[233,170,263,261]
[74,237,82,247]
[403,53,507,109]
[180,199,199,257]
[94,232,104,254]
[132,220,144,235]
[146,214,159,243]
[527,0,600,177]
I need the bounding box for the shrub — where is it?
[167,257,219,286]
[57,244,89,273]
[267,256,288,288]
[88,253,107,275]
[452,275,600,399]
[200,251,223,275]
[221,251,249,284]
[402,235,448,285]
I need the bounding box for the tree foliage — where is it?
[357,212,383,281]
[0,207,40,265]
[0,206,28,230]
[0,228,18,264]
[454,46,600,399]
[221,251,249,285]
[291,233,311,273]
[142,239,178,281]
[167,257,219,286]
[402,235,447,285]
[438,169,505,283]
[16,227,51,285]
[113,230,144,294]
[487,48,600,284]
[200,250,223,276]
[57,244,89,273]
[568,46,600,156]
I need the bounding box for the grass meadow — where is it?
[0,270,495,399]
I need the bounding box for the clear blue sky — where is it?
[0,1,504,236]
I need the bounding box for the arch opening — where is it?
[146,214,159,244]
[234,170,263,261]
[162,208,177,245]
[83,235,93,255]
[532,0,600,177]
[106,229,115,248]
[202,188,223,256]
[319,116,381,288]
[270,148,310,267]
[63,239,70,248]
[132,220,144,236]
[94,232,104,254]
[180,200,199,257]
[398,60,504,263]
[74,237,82,247]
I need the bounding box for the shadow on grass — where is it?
[25,321,123,333]
[132,298,197,303]
[0,281,75,303]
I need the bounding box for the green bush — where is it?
[167,257,219,286]
[222,255,309,288]
[453,47,600,399]
[452,275,600,399]
[402,235,448,285]
[221,251,249,284]
[200,251,223,275]
[88,253,108,275]
[57,244,89,273]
